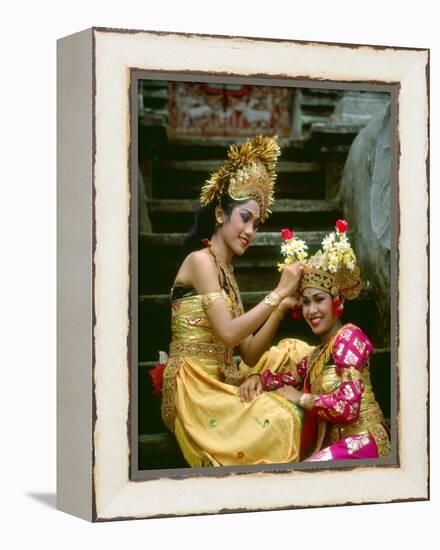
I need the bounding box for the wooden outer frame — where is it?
[57,27,429,522]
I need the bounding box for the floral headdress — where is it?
[200,135,281,222]
[279,220,362,300]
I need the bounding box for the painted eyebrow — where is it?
[240,208,259,219]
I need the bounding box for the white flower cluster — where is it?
[278,237,308,271]
[321,231,355,273]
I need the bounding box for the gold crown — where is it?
[299,222,362,299]
[279,221,362,300]
[300,260,362,299]
[200,135,281,222]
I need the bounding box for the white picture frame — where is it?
[57,27,429,521]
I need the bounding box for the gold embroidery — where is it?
[207,245,244,318]
[169,341,227,362]
[186,316,205,326]
[328,405,385,442]
[200,291,224,310]
[161,356,185,431]
[220,362,245,386]
[369,423,391,458]
[299,392,316,410]
[307,324,357,391]
[313,418,328,454]
[340,366,363,383]
[300,266,336,295]
[303,324,389,459]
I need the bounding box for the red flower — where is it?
[149,363,166,397]
[335,219,348,233]
[291,305,303,320]
[280,228,295,241]
[332,297,344,317]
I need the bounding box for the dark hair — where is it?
[178,195,250,265]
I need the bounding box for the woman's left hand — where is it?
[279,295,299,312]
[237,375,263,402]
[275,385,302,404]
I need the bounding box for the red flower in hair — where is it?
[291,305,303,320]
[335,219,348,233]
[280,228,295,241]
[201,238,211,247]
[332,297,344,318]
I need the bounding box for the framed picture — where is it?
[57,27,429,521]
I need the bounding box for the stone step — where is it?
[139,230,326,248]
[300,95,339,108]
[148,198,340,214]
[167,201,337,232]
[153,137,329,164]
[147,199,342,233]
[138,231,327,294]
[155,160,321,173]
[138,433,187,470]
[302,88,341,98]
[166,135,303,149]
[138,229,356,295]
[150,160,326,200]
[312,122,365,135]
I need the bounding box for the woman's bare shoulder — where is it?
[188,249,218,274]
[175,249,218,289]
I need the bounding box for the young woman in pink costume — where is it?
[249,221,391,461]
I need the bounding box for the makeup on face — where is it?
[221,200,260,256]
[301,288,340,341]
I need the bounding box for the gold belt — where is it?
[329,406,384,443]
[169,341,227,362]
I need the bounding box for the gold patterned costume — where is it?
[161,285,313,467]
[258,325,391,461]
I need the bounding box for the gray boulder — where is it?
[339,102,392,346]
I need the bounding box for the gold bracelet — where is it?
[299,392,315,410]
[264,291,281,308]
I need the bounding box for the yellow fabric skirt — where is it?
[173,340,311,467]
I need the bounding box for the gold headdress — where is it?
[200,135,281,222]
[278,220,362,300]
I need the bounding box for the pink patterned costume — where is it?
[261,324,391,461]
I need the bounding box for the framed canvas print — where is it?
[57,27,429,521]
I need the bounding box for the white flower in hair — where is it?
[278,228,308,271]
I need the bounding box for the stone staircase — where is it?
[137,88,391,470]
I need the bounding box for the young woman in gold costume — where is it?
[253,222,391,461]
[160,135,313,467]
